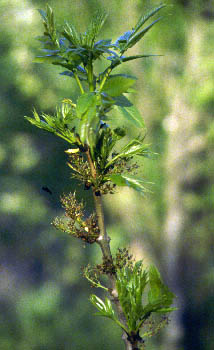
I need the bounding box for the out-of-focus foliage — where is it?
[0,0,213,349]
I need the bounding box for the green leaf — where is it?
[24,116,53,132]
[37,9,47,21]
[33,55,63,64]
[114,95,133,107]
[156,307,177,313]
[102,74,137,97]
[60,66,87,80]
[109,55,162,71]
[106,138,150,169]
[32,108,40,122]
[90,294,128,333]
[76,93,99,148]
[62,22,81,46]
[90,295,115,319]
[46,4,54,28]
[121,54,162,63]
[79,105,99,147]
[116,261,148,332]
[116,105,145,128]
[119,139,149,157]
[114,30,134,51]
[109,174,150,194]
[148,265,176,307]
[84,11,107,48]
[95,125,126,168]
[76,92,97,119]
[125,18,162,51]
[25,105,78,145]
[134,4,166,34]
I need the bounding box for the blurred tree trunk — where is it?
[162,20,207,350]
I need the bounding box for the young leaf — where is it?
[124,18,162,51]
[62,22,81,46]
[106,139,150,169]
[109,174,150,195]
[78,106,97,143]
[101,74,137,97]
[114,30,134,51]
[32,108,40,122]
[60,66,87,80]
[116,105,145,129]
[37,9,47,21]
[34,53,64,64]
[116,261,148,331]
[84,11,108,48]
[134,4,166,34]
[119,54,162,64]
[148,265,176,307]
[114,95,133,107]
[90,295,115,319]
[76,93,97,119]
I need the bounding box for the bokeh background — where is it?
[0,0,213,349]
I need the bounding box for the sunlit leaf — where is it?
[33,55,63,64]
[102,74,137,97]
[109,174,150,194]
[76,92,97,119]
[90,295,116,319]
[32,108,40,122]
[106,139,150,169]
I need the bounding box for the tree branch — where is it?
[85,146,132,350]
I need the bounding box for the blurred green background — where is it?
[0,0,213,349]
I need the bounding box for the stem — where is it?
[87,57,94,92]
[85,148,112,260]
[99,67,112,92]
[74,71,84,94]
[99,54,124,93]
[85,147,133,350]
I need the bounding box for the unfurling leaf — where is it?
[90,295,115,319]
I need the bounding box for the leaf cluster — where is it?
[25,101,80,145]
[26,4,165,195]
[90,261,176,337]
[34,4,165,74]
